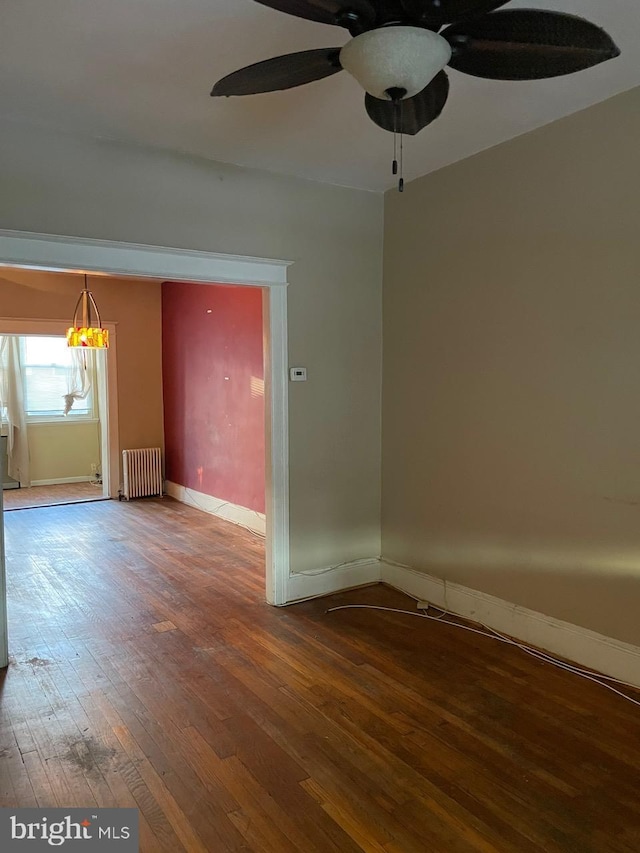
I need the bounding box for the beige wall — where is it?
[0,126,383,573]
[28,421,100,483]
[383,87,640,646]
[0,268,165,480]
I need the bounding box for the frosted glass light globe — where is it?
[340,26,452,100]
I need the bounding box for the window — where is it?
[23,336,94,419]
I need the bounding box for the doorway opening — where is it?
[0,232,291,670]
[0,230,291,648]
[1,332,110,510]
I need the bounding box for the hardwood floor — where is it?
[3,481,105,510]
[1,497,640,851]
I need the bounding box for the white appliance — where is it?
[1,435,19,490]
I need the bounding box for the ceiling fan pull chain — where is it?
[398,102,404,192]
[392,99,398,176]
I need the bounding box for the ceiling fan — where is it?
[211,1,619,187]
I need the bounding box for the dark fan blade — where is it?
[254,0,375,31]
[444,10,620,80]
[211,48,342,96]
[365,71,449,135]
[401,0,509,28]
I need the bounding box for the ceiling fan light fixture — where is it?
[339,26,452,100]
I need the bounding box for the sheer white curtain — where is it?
[0,336,30,486]
[63,348,93,415]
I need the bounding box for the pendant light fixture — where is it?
[67,274,109,349]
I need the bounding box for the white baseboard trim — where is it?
[165,480,266,536]
[31,476,93,486]
[286,558,381,603]
[380,560,640,689]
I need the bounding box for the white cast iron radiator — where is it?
[121,447,163,500]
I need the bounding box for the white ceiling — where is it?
[0,0,637,192]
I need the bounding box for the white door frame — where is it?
[0,476,6,669]
[0,231,292,645]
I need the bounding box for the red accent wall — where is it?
[162,281,265,513]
